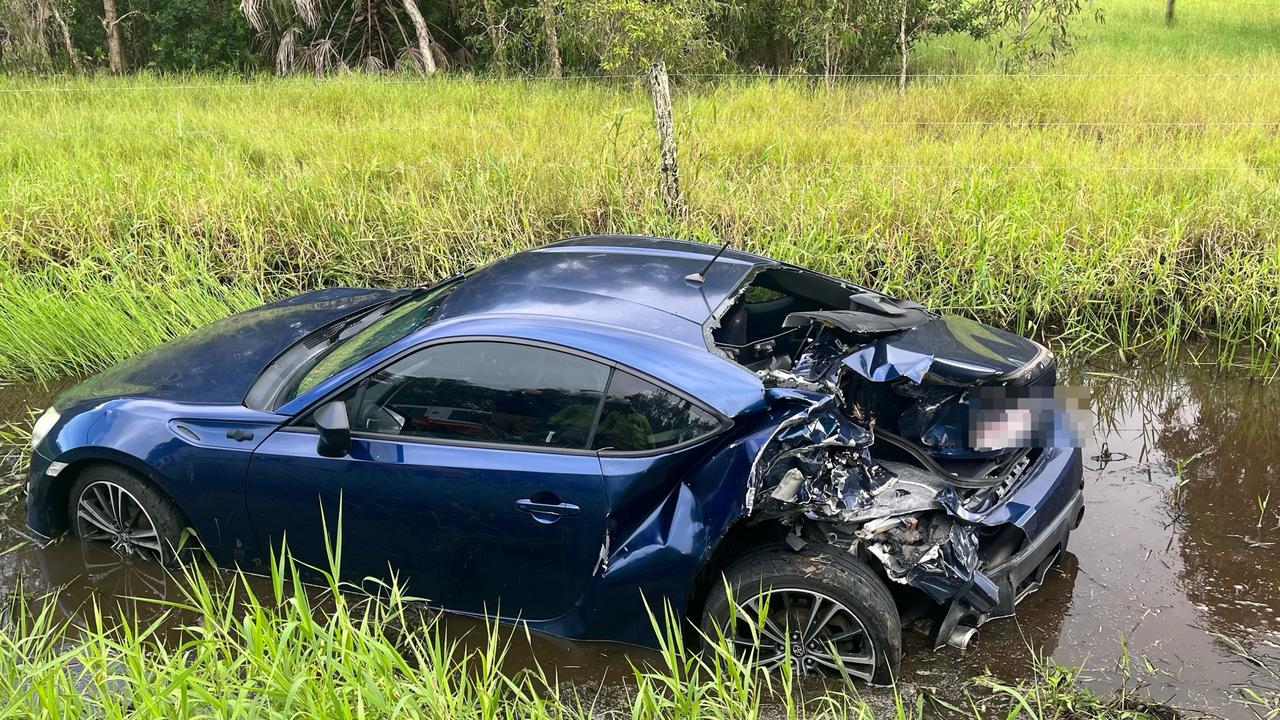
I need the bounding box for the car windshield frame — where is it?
[288,282,461,403]
[245,278,462,412]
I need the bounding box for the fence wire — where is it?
[6,69,1280,95]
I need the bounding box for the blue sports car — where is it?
[27,235,1083,682]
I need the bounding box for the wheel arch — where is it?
[683,517,791,639]
[40,449,190,537]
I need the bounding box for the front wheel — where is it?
[699,547,902,685]
[67,465,188,565]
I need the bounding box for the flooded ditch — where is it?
[1,353,1278,717]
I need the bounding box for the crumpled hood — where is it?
[56,287,398,409]
[849,315,1050,386]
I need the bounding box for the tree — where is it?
[101,0,123,71]
[240,0,442,74]
[560,0,724,74]
[0,0,78,70]
[715,0,1087,78]
[401,0,438,72]
[539,0,559,76]
[1164,0,1174,26]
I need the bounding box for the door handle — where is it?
[514,498,580,523]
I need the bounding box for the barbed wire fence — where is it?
[3,64,1279,216]
[7,67,1280,95]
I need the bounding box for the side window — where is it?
[348,342,610,450]
[591,371,721,452]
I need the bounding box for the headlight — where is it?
[29,407,60,450]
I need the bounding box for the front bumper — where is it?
[25,448,61,540]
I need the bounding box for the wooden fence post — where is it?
[1165,0,1175,25]
[648,61,684,218]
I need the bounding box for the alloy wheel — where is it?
[75,481,165,561]
[731,588,877,681]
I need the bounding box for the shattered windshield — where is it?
[284,281,458,403]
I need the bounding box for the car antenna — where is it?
[684,238,733,285]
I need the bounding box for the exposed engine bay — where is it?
[713,267,1071,647]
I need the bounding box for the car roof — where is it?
[428,235,775,347]
[277,236,775,419]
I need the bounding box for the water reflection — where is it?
[34,542,173,625]
[1086,363,1280,641]
[3,354,1280,718]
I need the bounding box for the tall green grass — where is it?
[0,544,1183,719]
[1,0,1279,380]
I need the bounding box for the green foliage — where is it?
[978,0,1101,69]
[52,0,256,71]
[0,406,36,492]
[4,0,1092,75]
[138,0,259,71]
[560,0,726,73]
[716,0,904,74]
[1,0,1279,380]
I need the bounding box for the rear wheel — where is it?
[67,465,188,565]
[699,547,902,685]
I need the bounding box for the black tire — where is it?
[699,546,902,685]
[67,464,189,565]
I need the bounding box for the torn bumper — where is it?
[985,483,1083,616]
[933,446,1085,647]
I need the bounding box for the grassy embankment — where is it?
[1,0,1279,381]
[0,542,1185,720]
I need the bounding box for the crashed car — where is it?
[27,235,1083,683]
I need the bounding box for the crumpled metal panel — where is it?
[746,390,873,515]
[747,386,1004,616]
[865,517,999,612]
[841,344,935,384]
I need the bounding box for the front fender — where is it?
[26,399,283,562]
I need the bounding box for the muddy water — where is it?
[2,356,1278,717]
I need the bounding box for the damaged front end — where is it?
[720,269,1085,650]
[746,388,1009,649]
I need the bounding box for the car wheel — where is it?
[67,465,188,565]
[700,546,902,685]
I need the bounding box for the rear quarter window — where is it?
[591,371,722,452]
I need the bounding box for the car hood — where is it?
[839,315,1051,386]
[56,287,399,410]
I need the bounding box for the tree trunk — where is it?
[401,0,438,74]
[1164,0,1175,25]
[101,0,124,73]
[898,0,908,95]
[539,0,561,78]
[33,0,51,62]
[482,0,504,69]
[50,1,80,70]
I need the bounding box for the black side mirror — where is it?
[314,400,351,458]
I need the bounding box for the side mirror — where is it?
[314,400,351,458]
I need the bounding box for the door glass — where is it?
[591,371,721,452]
[350,342,609,449]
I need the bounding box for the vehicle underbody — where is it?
[711,266,1081,648]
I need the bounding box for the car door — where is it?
[245,340,612,621]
